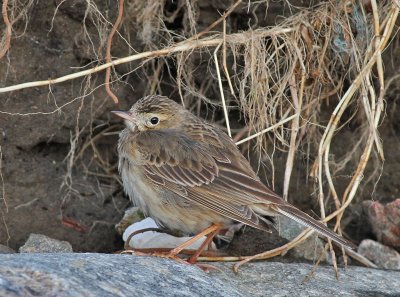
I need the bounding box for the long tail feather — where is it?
[277,204,356,249]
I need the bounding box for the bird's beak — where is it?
[111,110,135,123]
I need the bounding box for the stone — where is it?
[0,244,16,254]
[363,199,400,250]
[358,239,400,270]
[0,254,241,297]
[214,261,400,297]
[1,254,400,297]
[19,234,73,253]
[277,216,327,262]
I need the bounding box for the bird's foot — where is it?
[150,250,189,265]
[121,248,220,272]
[121,248,188,265]
[120,224,223,272]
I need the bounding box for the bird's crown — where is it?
[132,95,183,116]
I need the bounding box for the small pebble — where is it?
[358,239,400,270]
[19,233,73,253]
[363,199,400,250]
[278,216,327,262]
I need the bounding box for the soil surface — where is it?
[1,1,399,260]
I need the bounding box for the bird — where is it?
[113,95,354,263]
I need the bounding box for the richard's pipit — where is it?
[113,95,354,262]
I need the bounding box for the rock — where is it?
[0,244,16,254]
[358,239,400,270]
[214,261,400,297]
[277,216,327,261]
[0,254,241,297]
[363,199,400,250]
[0,254,400,297]
[19,234,73,253]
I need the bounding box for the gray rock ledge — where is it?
[0,253,399,297]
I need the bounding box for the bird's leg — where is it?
[122,227,197,257]
[162,224,222,272]
[187,227,221,264]
[122,224,223,271]
[166,223,222,258]
[122,225,222,258]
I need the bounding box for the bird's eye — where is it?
[149,117,159,125]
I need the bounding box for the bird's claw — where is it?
[121,249,220,272]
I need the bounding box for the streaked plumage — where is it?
[114,95,354,249]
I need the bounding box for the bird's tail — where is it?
[276,204,356,249]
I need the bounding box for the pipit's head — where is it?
[112,95,187,132]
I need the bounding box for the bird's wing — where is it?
[135,127,355,249]
[135,128,276,231]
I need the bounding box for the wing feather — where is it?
[131,124,354,248]
[135,128,274,231]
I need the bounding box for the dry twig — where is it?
[104,0,125,104]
